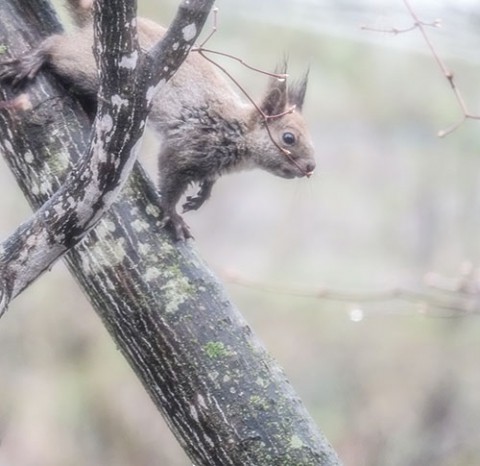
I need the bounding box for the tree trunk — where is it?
[0,1,341,464]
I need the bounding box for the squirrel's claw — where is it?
[182,195,204,212]
[182,181,213,212]
[160,210,194,241]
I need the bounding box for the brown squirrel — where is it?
[0,1,316,240]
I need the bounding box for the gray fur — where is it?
[0,3,315,240]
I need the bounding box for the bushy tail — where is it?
[65,0,93,27]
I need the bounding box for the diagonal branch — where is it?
[0,1,340,464]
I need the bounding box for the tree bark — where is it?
[0,1,341,465]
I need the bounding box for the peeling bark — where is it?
[0,0,341,464]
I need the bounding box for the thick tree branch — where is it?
[0,1,340,464]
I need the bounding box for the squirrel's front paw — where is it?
[182,195,204,213]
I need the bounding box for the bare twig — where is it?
[360,19,441,35]
[402,0,480,136]
[193,7,288,80]
[222,269,480,318]
[194,47,289,79]
[198,6,218,48]
[363,0,480,137]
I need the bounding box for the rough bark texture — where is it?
[0,1,341,465]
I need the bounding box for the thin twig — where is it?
[401,0,480,136]
[222,271,480,317]
[198,7,218,48]
[194,7,287,80]
[193,47,289,80]
[360,19,440,35]
[363,0,480,137]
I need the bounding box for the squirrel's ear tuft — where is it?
[259,61,288,117]
[288,68,309,112]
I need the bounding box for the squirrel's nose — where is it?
[305,161,316,176]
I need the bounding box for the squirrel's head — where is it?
[248,65,315,179]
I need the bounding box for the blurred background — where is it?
[1,0,480,465]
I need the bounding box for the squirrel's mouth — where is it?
[280,166,311,179]
[283,156,315,178]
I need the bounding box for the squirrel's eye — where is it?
[282,132,296,146]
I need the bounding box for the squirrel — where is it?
[0,0,316,240]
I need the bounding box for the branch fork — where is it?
[0,0,215,313]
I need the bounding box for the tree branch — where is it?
[362,0,480,137]
[223,270,478,318]
[0,0,340,464]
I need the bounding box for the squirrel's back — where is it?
[47,15,246,129]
